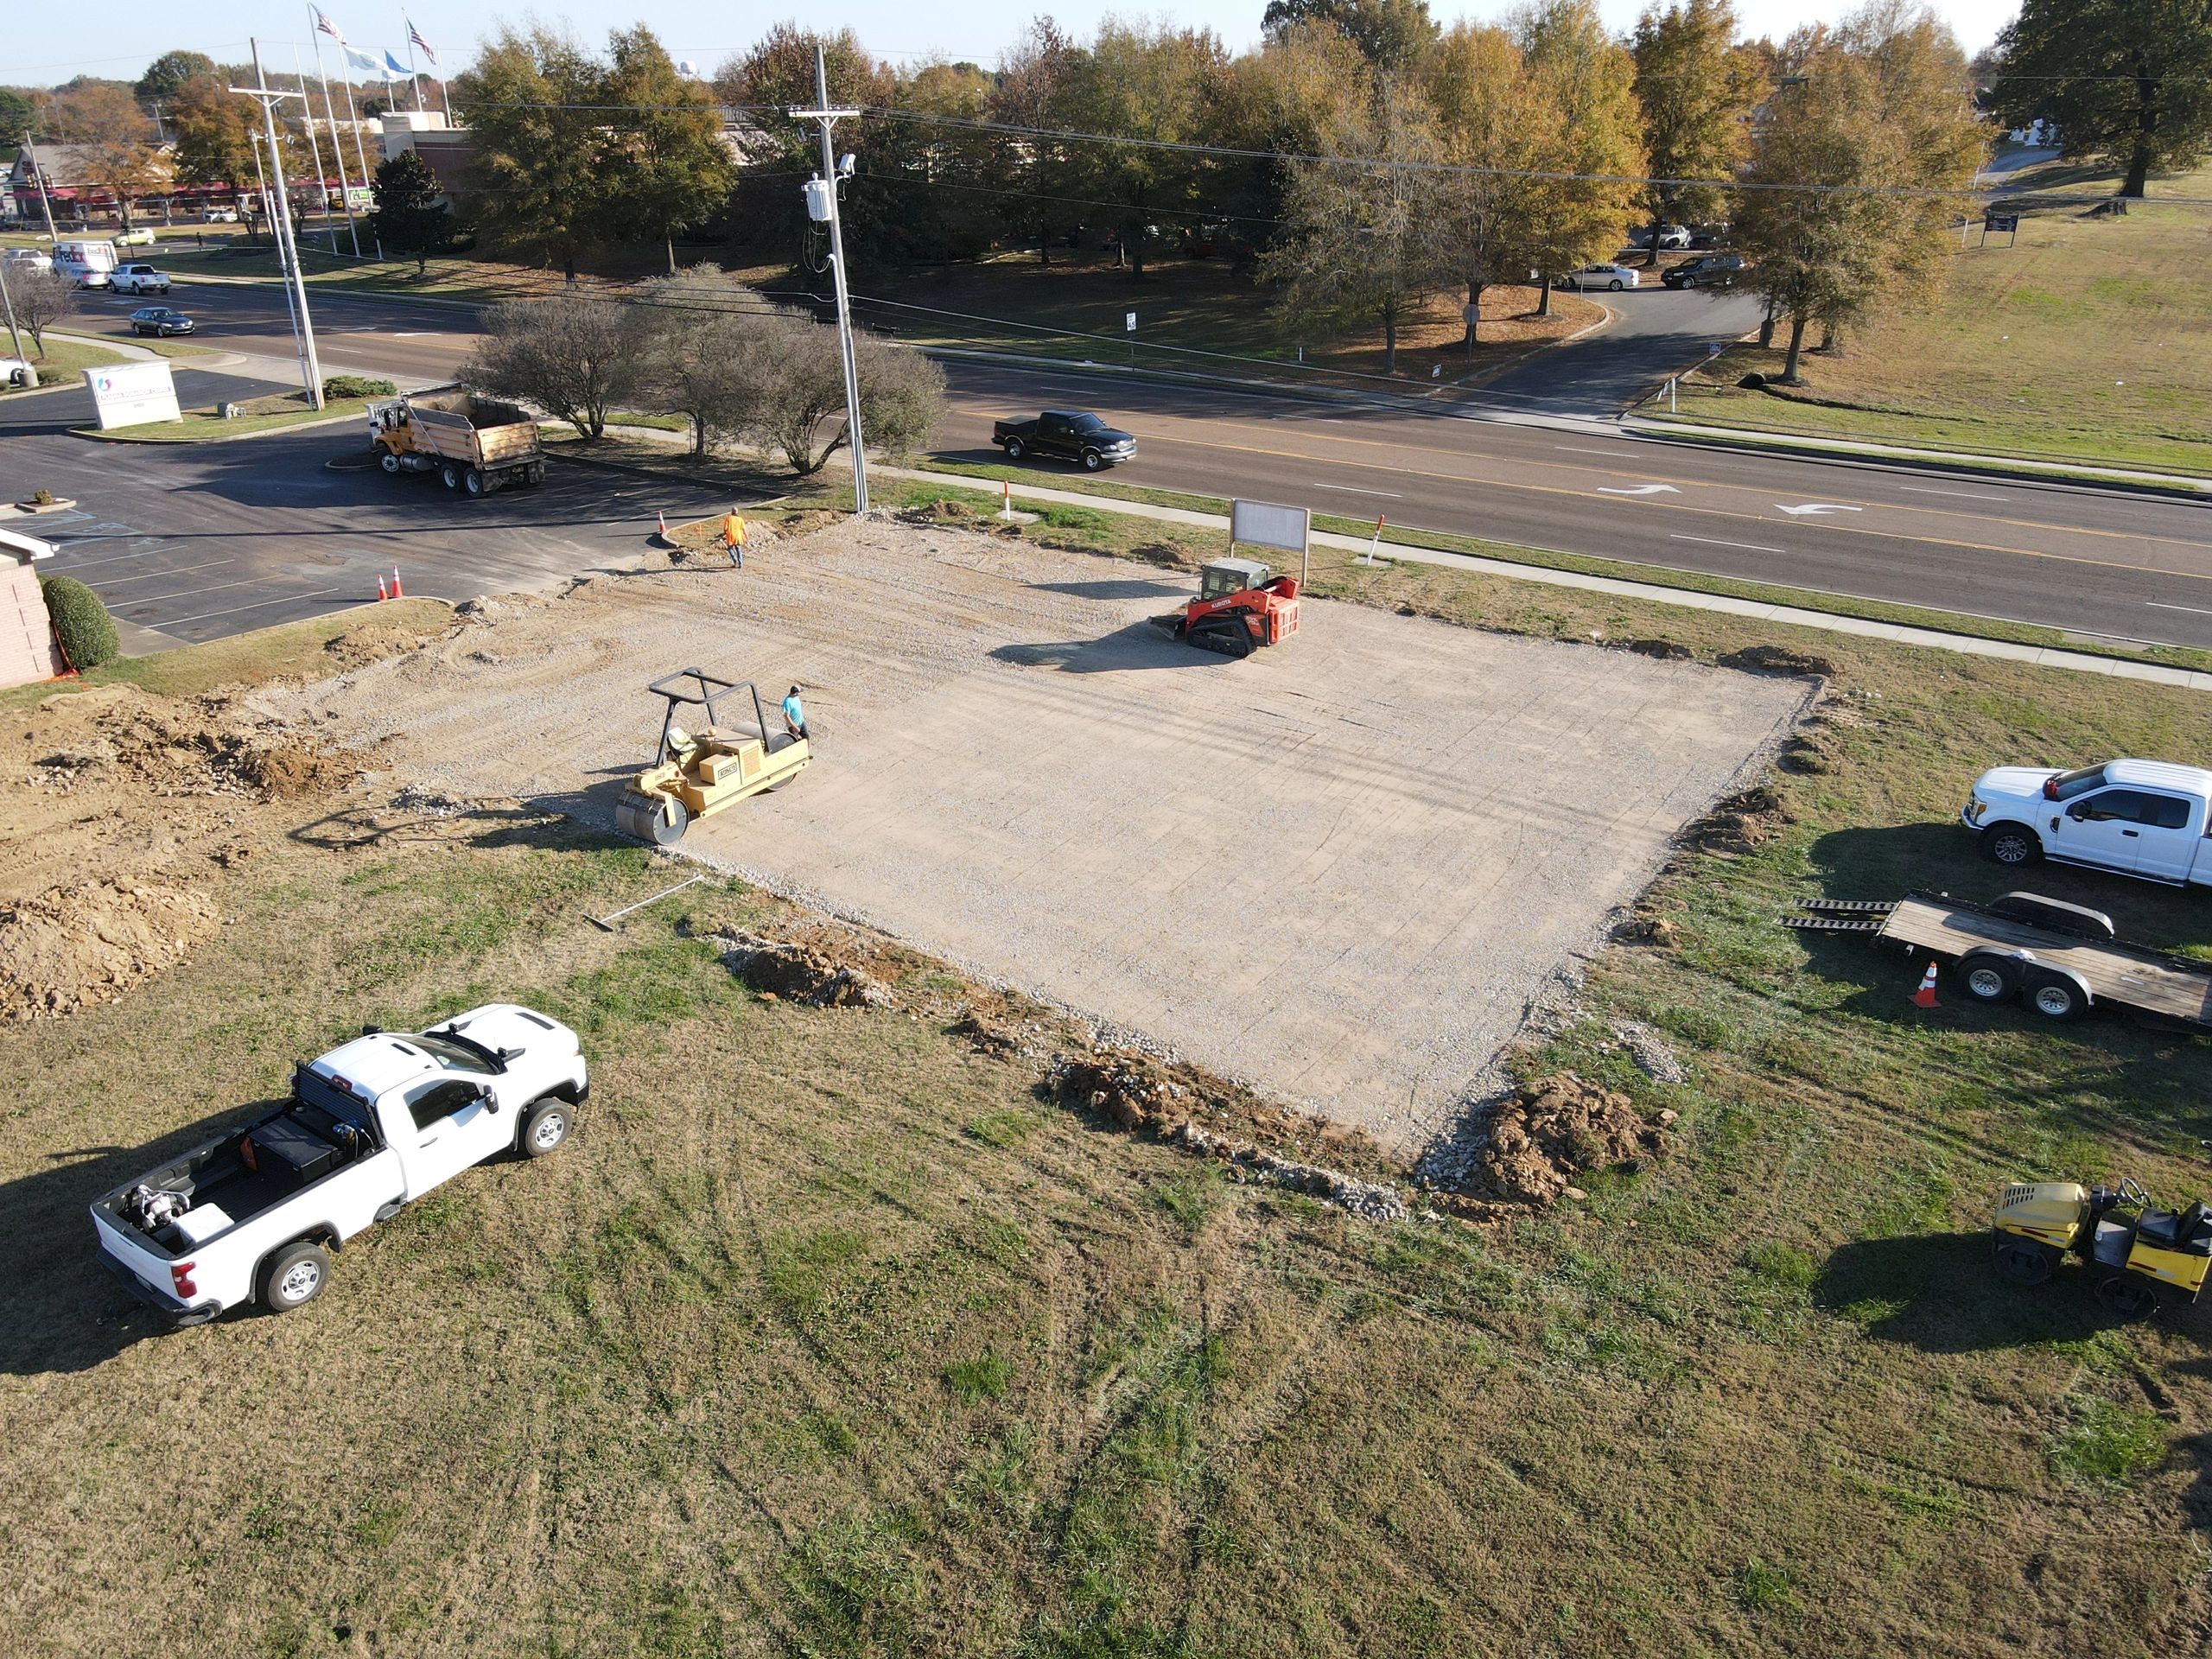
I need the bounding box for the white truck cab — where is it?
[92,1005,586,1325]
[1964,759,2212,886]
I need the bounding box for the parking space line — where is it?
[121,573,319,609]
[91,557,237,588]
[156,588,355,627]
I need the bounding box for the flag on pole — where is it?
[384,50,410,80]
[406,17,437,65]
[341,42,385,79]
[313,6,345,41]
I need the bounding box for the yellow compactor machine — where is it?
[1994,1176,2212,1316]
[615,670,810,846]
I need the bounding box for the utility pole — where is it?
[250,134,303,355]
[791,46,869,515]
[0,262,25,363]
[21,135,60,244]
[236,39,325,409]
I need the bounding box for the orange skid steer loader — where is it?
[1176,557,1300,658]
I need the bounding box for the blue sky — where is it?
[7,0,2012,88]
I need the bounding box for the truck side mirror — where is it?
[479,1084,499,1112]
[2066,803,2090,822]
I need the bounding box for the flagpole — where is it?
[404,31,423,113]
[307,13,362,257]
[290,48,339,255]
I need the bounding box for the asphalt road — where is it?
[7,422,739,646]
[1476,281,1764,416]
[47,275,2212,652]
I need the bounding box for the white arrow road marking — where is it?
[1597,483,1681,496]
[1775,503,1864,517]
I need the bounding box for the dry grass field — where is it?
[4,512,2212,1657]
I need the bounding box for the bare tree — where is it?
[632,265,777,457]
[748,313,945,475]
[9,267,78,357]
[851,333,945,461]
[459,294,649,440]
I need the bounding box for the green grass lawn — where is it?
[1654,162,2212,474]
[1,331,209,394]
[73,391,377,442]
[6,545,2212,1654]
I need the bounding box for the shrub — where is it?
[324,376,397,399]
[39,575,120,669]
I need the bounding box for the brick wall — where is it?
[0,562,63,689]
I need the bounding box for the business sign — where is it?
[1986,213,2019,232]
[84,359,181,430]
[1230,499,1310,558]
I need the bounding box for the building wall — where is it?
[0,562,64,690]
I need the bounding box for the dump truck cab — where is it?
[1179,557,1300,658]
[616,670,810,845]
[1993,1176,2212,1316]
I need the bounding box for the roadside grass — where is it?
[0,334,143,388]
[70,391,378,442]
[5,518,2212,1652]
[1649,162,2212,474]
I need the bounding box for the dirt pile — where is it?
[29,686,355,802]
[321,621,442,675]
[1719,643,1835,678]
[1687,782,1793,855]
[1453,1074,1675,1207]
[709,927,896,1008]
[0,880,220,1021]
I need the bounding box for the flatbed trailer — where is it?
[1787,889,2212,1029]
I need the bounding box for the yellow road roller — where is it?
[1993,1176,2212,1317]
[615,669,810,846]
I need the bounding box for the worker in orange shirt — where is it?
[721,508,749,568]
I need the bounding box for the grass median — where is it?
[5,529,2212,1654]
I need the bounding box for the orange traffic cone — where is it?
[1910,961,1940,1008]
[391,567,404,598]
[376,572,388,601]
[657,510,669,538]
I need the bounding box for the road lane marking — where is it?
[1553,445,1625,455]
[1897,485,2005,501]
[1598,484,1680,496]
[1672,533,1786,555]
[1312,483,1403,497]
[1775,503,1864,517]
[2145,601,2212,616]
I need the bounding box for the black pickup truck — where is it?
[991,410,1138,471]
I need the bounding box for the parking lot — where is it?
[272,518,1810,1145]
[4,410,741,646]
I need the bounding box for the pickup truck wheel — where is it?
[378,452,403,474]
[520,1098,570,1158]
[1980,823,2041,867]
[1002,437,1025,461]
[1082,448,1105,471]
[259,1243,332,1313]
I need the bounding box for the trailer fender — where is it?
[1957,947,2033,1004]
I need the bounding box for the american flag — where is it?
[406,16,437,65]
[313,6,344,42]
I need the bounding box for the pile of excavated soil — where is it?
[0,880,220,1022]
[1455,1073,1675,1207]
[27,685,356,802]
[1687,782,1793,855]
[709,926,896,1008]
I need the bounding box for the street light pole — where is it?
[791,45,868,515]
[237,39,325,409]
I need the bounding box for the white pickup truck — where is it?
[92,1005,587,1326]
[1964,759,2212,886]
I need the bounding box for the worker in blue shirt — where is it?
[780,685,809,745]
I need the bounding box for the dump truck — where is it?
[371,388,545,496]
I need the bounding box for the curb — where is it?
[886,464,2212,695]
[70,406,371,445]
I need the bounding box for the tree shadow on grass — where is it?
[0,1105,279,1376]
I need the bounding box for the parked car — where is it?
[3,247,52,273]
[1565,263,1640,292]
[1662,253,1748,290]
[113,227,156,246]
[130,306,195,337]
[1688,225,1730,250]
[1625,225,1690,250]
[202,207,239,224]
[1964,759,2212,886]
[111,263,172,296]
[992,410,1139,471]
[92,1005,588,1326]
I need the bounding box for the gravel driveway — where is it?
[281,519,1807,1148]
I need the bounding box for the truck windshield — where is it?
[411,1032,499,1073]
[1070,414,1105,432]
[2048,765,2107,801]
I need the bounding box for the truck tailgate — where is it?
[476,423,541,463]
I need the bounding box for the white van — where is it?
[53,238,118,289]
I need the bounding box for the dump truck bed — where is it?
[391,389,541,467]
[1876,892,2212,1027]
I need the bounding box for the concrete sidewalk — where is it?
[892,464,2212,695]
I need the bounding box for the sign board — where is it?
[1986,213,2019,232]
[83,359,181,430]
[1230,499,1310,558]
[1125,311,1137,332]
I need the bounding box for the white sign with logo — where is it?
[84,359,181,430]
